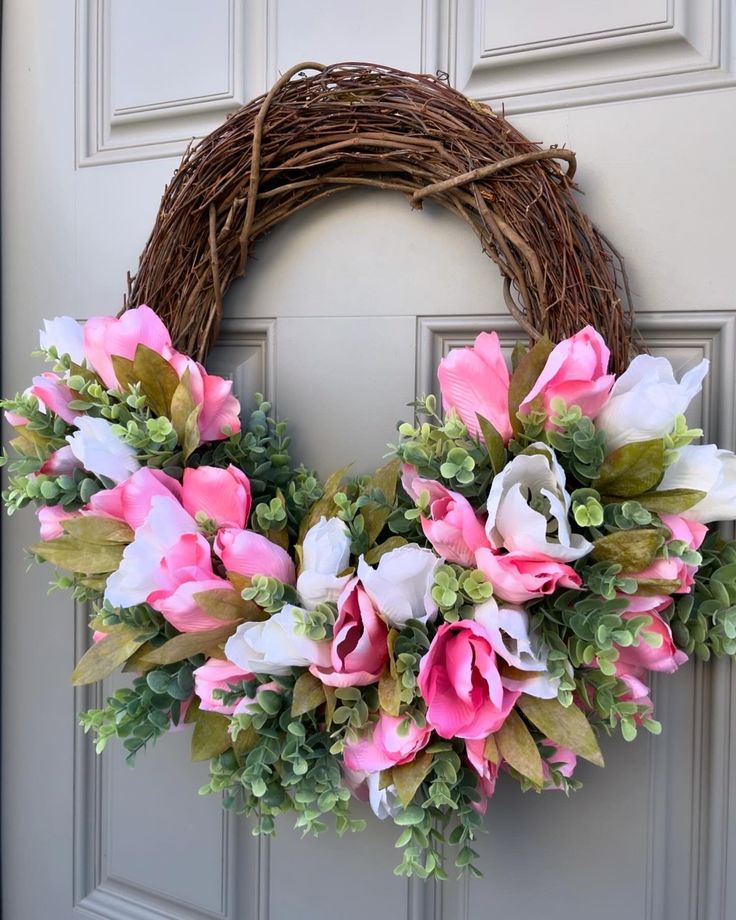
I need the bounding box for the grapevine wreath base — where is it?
[3,63,736,881]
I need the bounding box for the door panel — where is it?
[2,2,734,919]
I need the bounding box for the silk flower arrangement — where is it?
[3,305,736,880]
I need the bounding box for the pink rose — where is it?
[181,465,251,529]
[89,467,182,529]
[475,547,581,604]
[418,620,519,739]
[310,578,388,687]
[519,325,614,420]
[193,658,253,714]
[342,713,430,772]
[541,741,577,788]
[215,528,296,585]
[83,305,172,390]
[167,352,241,442]
[401,465,491,566]
[437,331,511,443]
[634,513,707,593]
[39,445,82,476]
[37,505,81,540]
[616,595,687,673]
[615,666,653,720]
[30,372,80,425]
[465,738,500,813]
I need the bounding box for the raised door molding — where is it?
[448,0,736,113]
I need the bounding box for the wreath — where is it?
[3,63,736,881]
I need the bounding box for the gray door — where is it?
[2,2,735,919]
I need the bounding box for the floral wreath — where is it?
[3,64,736,881]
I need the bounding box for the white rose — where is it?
[366,773,400,820]
[357,544,440,628]
[39,315,85,365]
[67,416,140,483]
[485,444,591,562]
[596,354,708,452]
[474,599,559,699]
[296,516,352,609]
[224,604,330,676]
[658,444,736,523]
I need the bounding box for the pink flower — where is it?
[519,325,614,420]
[474,547,581,604]
[181,465,251,529]
[83,305,173,390]
[615,667,653,720]
[633,513,708,593]
[89,467,181,529]
[465,738,500,813]
[418,620,519,739]
[437,331,511,442]
[37,505,81,540]
[310,578,388,687]
[342,713,430,772]
[39,445,82,476]
[616,595,687,674]
[167,353,241,442]
[401,465,491,566]
[4,410,28,428]
[541,741,577,788]
[193,659,253,714]
[215,528,295,585]
[30,372,80,425]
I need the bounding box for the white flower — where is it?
[357,544,440,628]
[67,416,140,484]
[224,604,330,676]
[296,516,352,609]
[485,444,592,562]
[474,599,559,699]
[104,496,197,608]
[366,773,400,820]
[658,444,736,523]
[596,355,708,452]
[39,315,85,364]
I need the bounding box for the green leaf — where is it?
[476,413,506,474]
[393,805,425,826]
[392,751,433,807]
[191,588,263,622]
[170,369,201,460]
[591,529,663,573]
[71,625,151,685]
[110,355,138,392]
[191,709,233,761]
[378,669,402,717]
[133,343,180,418]
[30,535,125,575]
[62,515,133,544]
[298,464,352,544]
[495,709,544,787]
[362,458,402,544]
[140,624,238,666]
[483,734,500,765]
[636,489,706,514]
[510,341,528,372]
[517,694,604,767]
[364,536,407,565]
[508,335,554,436]
[594,439,664,498]
[291,671,326,717]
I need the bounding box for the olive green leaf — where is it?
[483,733,500,765]
[591,529,663,573]
[71,625,152,685]
[62,516,134,544]
[133,343,180,418]
[298,463,352,544]
[191,709,233,762]
[291,671,326,717]
[364,536,407,565]
[192,588,263,623]
[495,709,544,787]
[594,439,664,498]
[635,489,706,514]
[517,694,604,767]
[476,413,506,474]
[392,750,433,807]
[170,368,201,461]
[378,628,402,716]
[510,341,528,372]
[30,535,126,575]
[110,355,138,393]
[140,623,239,667]
[362,458,402,544]
[508,335,554,436]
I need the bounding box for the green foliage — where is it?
[241,576,299,614]
[430,564,493,621]
[292,602,337,641]
[544,400,607,483]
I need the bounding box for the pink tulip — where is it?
[310,578,388,687]
[89,467,182,530]
[342,713,430,773]
[437,331,512,443]
[616,595,687,673]
[634,513,708,593]
[465,738,500,813]
[475,547,581,604]
[4,409,28,428]
[215,528,296,585]
[418,620,519,739]
[37,505,81,540]
[615,666,653,720]
[520,325,614,421]
[167,352,241,442]
[181,465,251,529]
[193,659,254,714]
[39,445,82,476]
[401,465,491,566]
[30,372,80,425]
[83,305,173,390]
[541,741,577,788]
